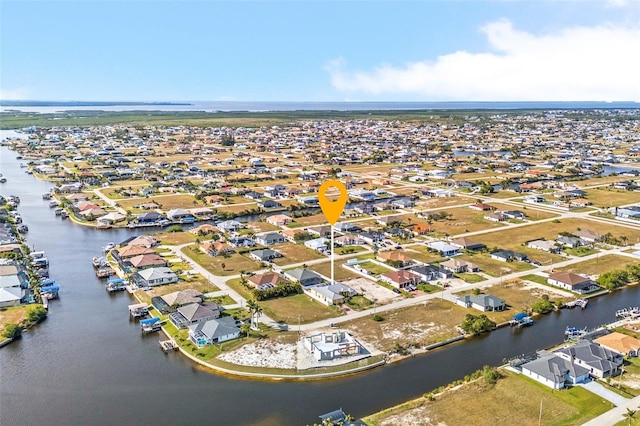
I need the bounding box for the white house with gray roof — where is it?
[521,354,590,390]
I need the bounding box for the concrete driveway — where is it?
[578,379,630,406]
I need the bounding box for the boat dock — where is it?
[160,339,178,353]
[564,299,588,309]
[511,312,534,328]
[140,317,162,334]
[128,303,149,318]
[615,307,640,319]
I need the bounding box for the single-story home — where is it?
[449,237,486,251]
[169,302,221,329]
[305,238,329,251]
[248,272,288,289]
[189,316,241,347]
[440,258,479,273]
[305,283,357,306]
[380,270,421,289]
[132,267,179,287]
[490,250,528,262]
[547,271,594,293]
[456,294,506,312]
[256,232,286,246]
[426,241,460,256]
[410,265,453,282]
[284,268,324,287]
[527,239,560,253]
[266,214,292,226]
[521,354,590,390]
[249,249,282,262]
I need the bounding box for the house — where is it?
[306,225,331,238]
[410,265,452,282]
[200,241,235,257]
[249,249,282,262]
[547,271,594,293]
[258,199,283,209]
[136,211,165,223]
[169,302,221,329]
[469,203,495,211]
[521,354,590,390]
[556,235,582,248]
[305,283,357,306]
[166,208,195,223]
[490,250,528,262]
[501,210,527,220]
[303,331,363,361]
[440,258,479,273]
[449,237,486,251]
[555,341,623,379]
[127,235,158,248]
[248,272,288,290]
[594,332,640,357]
[227,237,255,248]
[189,316,241,347]
[266,214,292,226]
[377,251,414,266]
[132,267,179,287]
[284,268,324,286]
[359,231,384,245]
[456,294,506,312]
[334,222,360,233]
[426,241,460,257]
[189,224,217,235]
[216,220,242,233]
[154,289,203,313]
[408,224,430,236]
[256,232,285,246]
[484,212,506,222]
[527,239,560,253]
[114,245,156,259]
[574,229,602,243]
[380,270,421,289]
[125,253,167,271]
[305,237,329,251]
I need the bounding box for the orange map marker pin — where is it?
[319,180,347,225]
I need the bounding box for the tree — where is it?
[1,323,22,339]
[221,262,226,271]
[26,305,48,324]
[597,269,629,291]
[623,408,637,425]
[240,322,251,339]
[460,314,495,335]
[246,299,262,330]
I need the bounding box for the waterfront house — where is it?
[266,214,292,226]
[249,249,282,262]
[166,208,195,223]
[136,211,165,224]
[113,245,156,260]
[127,235,158,248]
[153,289,203,313]
[456,294,506,312]
[555,341,623,379]
[303,331,363,361]
[216,220,242,233]
[169,302,220,329]
[594,332,640,357]
[132,267,178,287]
[547,271,594,293]
[189,224,217,235]
[521,354,590,390]
[189,316,241,347]
[258,199,283,209]
[124,253,167,271]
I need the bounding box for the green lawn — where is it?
[260,293,343,324]
[456,272,487,283]
[458,252,535,277]
[358,261,394,276]
[564,246,598,257]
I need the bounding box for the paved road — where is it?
[582,394,640,426]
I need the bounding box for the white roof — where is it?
[0,286,22,303]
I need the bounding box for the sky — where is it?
[1,0,639,102]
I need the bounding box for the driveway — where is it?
[578,379,630,406]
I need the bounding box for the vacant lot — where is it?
[364,370,613,426]
[286,213,328,228]
[260,293,342,324]
[154,231,198,246]
[557,254,640,276]
[182,246,259,276]
[0,306,29,335]
[271,242,325,266]
[341,299,467,351]
[585,187,640,208]
[415,195,476,210]
[458,252,534,277]
[309,259,360,281]
[244,221,281,233]
[472,218,640,251]
[342,277,401,305]
[403,246,446,263]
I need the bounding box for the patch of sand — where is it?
[520,280,573,298]
[218,340,297,369]
[378,404,446,426]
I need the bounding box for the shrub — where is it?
[372,314,383,322]
[2,323,23,339]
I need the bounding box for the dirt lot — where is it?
[342,277,401,305]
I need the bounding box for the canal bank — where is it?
[2,143,640,425]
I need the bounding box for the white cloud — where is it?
[327,20,640,101]
[0,87,31,100]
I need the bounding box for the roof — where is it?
[548,271,591,286]
[177,302,220,322]
[190,316,240,340]
[594,332,640,354]
[248,272,287,287]
[128,253,166,268]
[522,354,589,383]
[470,294,505,308]
[450,237,485,249]
[381,270,419,283]
[161,289,203,306]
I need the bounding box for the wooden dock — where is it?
[160,339,179,353]
[564,299,588,309]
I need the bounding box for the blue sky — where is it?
[1,0,639,102]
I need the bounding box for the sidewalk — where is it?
[582,394,640,426]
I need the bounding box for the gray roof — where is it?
[250,249,280,260]
[522,354,589,384]
[556,341,622,372]
[177,302,220,322]
[161,289,203,306]
[190,316,240,340]
[469,294,505,308]
[285,268,323,285]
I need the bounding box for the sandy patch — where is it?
[380,321,441,341]
[519,280,573,298]
[218,340,297,369]
[378,404,446,426]
[621,376,640,389]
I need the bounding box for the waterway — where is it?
[1,144,640,425]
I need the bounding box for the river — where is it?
[1,144,639,425]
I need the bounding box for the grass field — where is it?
[182,246,259,276]
[455,272,487,283]
[154,231,198,246]
[557,254,640,276]
[259,293,342,324]
[308,258,361,281]
[364,370,613,426]
[0,306,29,335]
[458,252,535,276]
[585,188,640,208]
[271,242,325,266]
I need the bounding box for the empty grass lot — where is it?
[458,252,535,276]
[309,258,361,281]
[0,306,29,335]
[155,231,198,246]
[556,254,640,276]
[585,187,640,208]
[271,242,325,266]
[416,207,508,236]
[183,246,259,276]
[364,370,613,426]
[259,293,343,324]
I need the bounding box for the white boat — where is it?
[103,242,116,252]
[42,192,51,200]
[49,200,59,208]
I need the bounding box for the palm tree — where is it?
[624,408,637,425]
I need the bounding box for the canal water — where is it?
[1,144,639,425]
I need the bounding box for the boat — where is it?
[54,208,63,216]
[565,326,587,340]
[92,256,105,269]
[42,192,51,200]
[17,224,28,233]
[616,307,640,319]
[49,200,59,208]
[0,177,6,183]
[160,339,178,353]
[140,317,161,334]
[103,242,116,252]
[60,211,69,219]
